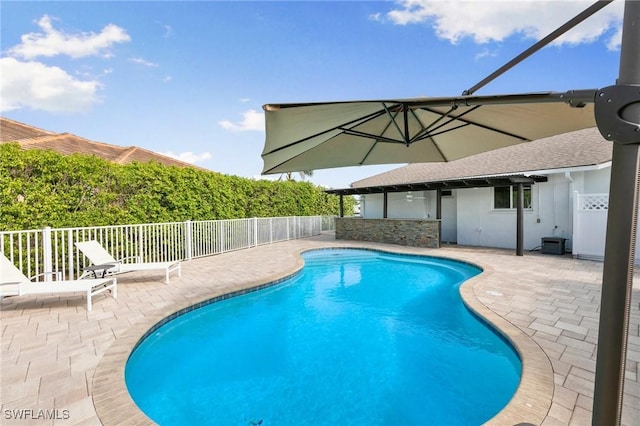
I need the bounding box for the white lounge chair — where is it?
[75,240,181,284]
[0,253,117,311]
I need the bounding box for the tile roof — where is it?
[351,127,611,188]
[0,116,202,169]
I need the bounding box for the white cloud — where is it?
[368,12,383,22]
[219,109,264,132]
[606,24,624,51]
[162,24,174,39]
[385,0,623,50]
[0,57,101,113]
[474,47,497,61]
[161,151,212,164]
[1,15,131,113]
[129,57,158,67]
[8,15,130,60]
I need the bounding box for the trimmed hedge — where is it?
[0,143,354,231]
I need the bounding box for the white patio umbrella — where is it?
[261,1,639,424]
[261,92,596,174]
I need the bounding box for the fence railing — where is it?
[1,216,335,280]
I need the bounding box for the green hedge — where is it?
[0,143,354,231]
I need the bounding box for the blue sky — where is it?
[0,1,625,189]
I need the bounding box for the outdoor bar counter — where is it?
[335,217,441,249]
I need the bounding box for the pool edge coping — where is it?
[92,243,553,426]
[460,270,554,426]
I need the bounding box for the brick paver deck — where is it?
[1,233,639,425]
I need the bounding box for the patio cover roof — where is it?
[324,127,613,196]
[325,174,547,196]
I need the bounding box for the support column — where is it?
[339,195,344,218]
[593,1,640,424]
[516,183,524,256]
[436,188,443,245]
[383,192,388,218]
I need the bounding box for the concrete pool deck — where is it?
[1,232,639,425]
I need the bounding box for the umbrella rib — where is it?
[359,141,378,165]
[340,128,406,145]
[383,102,410,144]
[416,105,530,142]
[340,101,413,144]
[413,123,470,143]
[379,106,401,141]
[407,106,458,144]
[262,109,387,156]
[423,105,480,137]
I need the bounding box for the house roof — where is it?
[347,127,611,190]
[0,117,201,169]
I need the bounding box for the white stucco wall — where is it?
[361,191,435,219]
[361,193,383,218]
[456,175,574,250]
[583,167,611,193]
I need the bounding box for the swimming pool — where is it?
[126,249,521,425]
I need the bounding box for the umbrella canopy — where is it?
[261,91,597,174]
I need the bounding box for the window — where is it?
[493,185,532,209]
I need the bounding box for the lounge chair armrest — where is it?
[0,281,23,297]
[81,263,117,278]
[116,256,141,264]
[29,271,62,282]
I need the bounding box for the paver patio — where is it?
[1,232,639,425]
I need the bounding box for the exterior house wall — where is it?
[361,193,383,218]
[456,175,574,250]
[359,167,612,252]
[388,191,431,218]
[583,167,611,193]
[362,191,434,219]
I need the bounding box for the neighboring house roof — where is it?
[350,127,611,189]
[0,117,200,169]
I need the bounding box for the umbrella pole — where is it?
[592,1,640,424]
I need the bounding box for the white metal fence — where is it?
[1,216,335,280]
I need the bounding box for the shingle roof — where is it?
[351,127,611,188]
[0,117,201,169]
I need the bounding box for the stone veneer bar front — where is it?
[335,217,440,248]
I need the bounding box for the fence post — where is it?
[269,218,273,244]
[221,221,226,253]
[67,231,75,280]
[185,220,193,261]
[138,225,144,262]
[42,226,53,281]
[253,218,258,247]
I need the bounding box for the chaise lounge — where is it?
[75,240,181,284]
[0,253,117,311]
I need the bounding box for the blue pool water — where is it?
[126,249,521,425]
